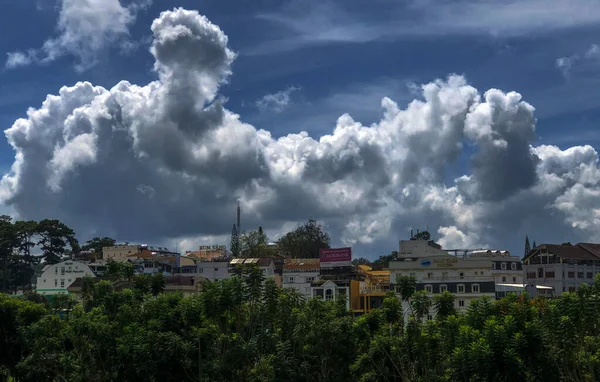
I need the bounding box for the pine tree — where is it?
[524,235,531,258]
[230,224,240,257]
[532,240,537,249]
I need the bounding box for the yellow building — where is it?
[351,265,391,315]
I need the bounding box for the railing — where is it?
[360,287,389,294]
[422,276,492,281]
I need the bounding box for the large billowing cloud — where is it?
[2,7,600,255]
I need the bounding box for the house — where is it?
[36,260,96,295]
[523,243,600,296]
[282,258,320,299]
[311,280,351,309]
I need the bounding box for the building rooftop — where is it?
[532,244,600,261]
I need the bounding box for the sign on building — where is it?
[319,247,352,268]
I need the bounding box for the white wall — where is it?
[282,271,319,299]
[36,260,96,295]
[197,261,231,281]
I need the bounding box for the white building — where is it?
[389,240,496,317]
[282,258,320,299]
[467,250,525,298]
[523,243,600,296]
[197,260,231,281]
[197,258,277,282]
[311,280,350,309]
[36,260,96,295]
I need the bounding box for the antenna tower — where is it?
[236,201,241,233]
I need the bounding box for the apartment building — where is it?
[389,240,496,315]
[36,260,96,295]
[523,243,600,296]
[282,258,320,299]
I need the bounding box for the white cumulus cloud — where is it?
[3,7,600,256]
[5,0,151,72]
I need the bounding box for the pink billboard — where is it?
[319,247,352,267]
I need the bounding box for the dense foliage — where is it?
[3,271,600,381]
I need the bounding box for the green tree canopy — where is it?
[279,219,331,258]
[241,229,273,258]
[36,219,78,264]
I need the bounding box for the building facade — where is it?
[36,260,96,295]
[389,240,496,316]
[282,258,320,299]
[523,243,600,296]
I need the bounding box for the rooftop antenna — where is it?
[236,200,241,233]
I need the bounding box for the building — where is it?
[102,244,178,262]
[468,250,525,299]
[311,280,351,309]
[197,257,278,284]
[282,258,320,299]
[389,239,496,316]
[67,275,209,298]
[350,265,391,315]
[185,245,227,261]
[230,258,277,281]
[523,243,600,296]
[309,248,355,309]
[197,258,232,281]
[36,260,96,295]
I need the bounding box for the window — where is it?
[512,277,517,283]
[214,268,219,272]
[545,271,555,278]
[54,280,57,287]
[459,272,464,280]
[569,287,576,292]
[511,263,517,270]
[60,279,65,288]
[502,276,507,282]
[61,267,65,275]
[538,268,544,278]
[501,263,507,270]
[439,284,448,293]
[458,300,465,307]
[306,277,315,282]
[427,314,433,321]
[425,285,433,293]
[198,268,203,273]
[588,272,593,279]
[492,262,496,270]
[472,284,480,293]
[325,289,334,301]
[68,279,71,282]
[568,271,575,278]
[43,279,46,283]
[527,272,536,279]
[457,284,465,293]
[427,272,433,279]
[55,268,58,274]
[289,276,295,284]
[578,272,584,278]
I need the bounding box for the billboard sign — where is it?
[319,247,352,268]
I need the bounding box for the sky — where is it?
[1,0,600,259]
